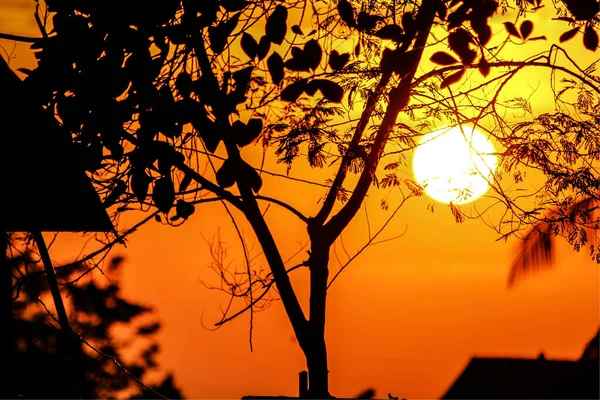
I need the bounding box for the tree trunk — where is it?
[304,239,331,398]
[305,333,330,398]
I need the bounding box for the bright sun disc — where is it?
[412,126,497,205]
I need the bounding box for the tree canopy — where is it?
[6,0,599,397]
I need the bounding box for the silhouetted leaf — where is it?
[233,65,254,87]
[265,5,288,45]
[329,50,350,70]
[209,13,240,53]
[583,26,599,51]
[239,161,262,192]
[284,48,308,71]
[221,0,249,12]
[304,80,320,96]
[153,177,175,213]
[337,0,356,28]
[520,20,533,40]
[401,13,416,36]
[175,199,195,219]
[449,28,476,64]
[430,51,459,66]
[156,143,184,175]
[471,19,492,45]
[131,169,151,203]
[291,25,304,35]
[374,24,404,42]
[200,130,221,153]
[256,35,271,60]
[267,52,284,84]
[284,46,311,71]
[216,159,237,188]
[233,118,263,147]
[280,80,307,102]
[357,11,382,32]
[304,39,322,70]
[478,55,490,77]
[449,202,465,223]
[440,69,465,89]
[448,3,470,29]
[504,21,521,39]
[312,79,344,103]
[559,27,579,42]
[241,32,258,59]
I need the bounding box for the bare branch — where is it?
[0,32,41,43]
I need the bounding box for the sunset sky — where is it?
[1,0,598,399]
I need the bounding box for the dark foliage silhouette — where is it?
[9,235,183,399]
[2,0,598,397]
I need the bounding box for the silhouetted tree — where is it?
[2,0,598,397]
[9,233,183,399]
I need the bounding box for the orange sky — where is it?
[1,1,598,399]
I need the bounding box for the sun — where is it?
[412,126,498,205]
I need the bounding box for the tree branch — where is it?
[412,60,600,95]
[327,191,411,289]
[174,160,244,210]
[314,34,417,226]
[313,72,392,225]
[191,32,308,339]
[255,195,309,223]
[324,0,441,240]
[213,262,306,327]
[0,32,41,43]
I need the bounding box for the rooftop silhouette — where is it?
[442,331,599,400]
[0,55,112,232]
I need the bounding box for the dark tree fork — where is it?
[2,0,598,397]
